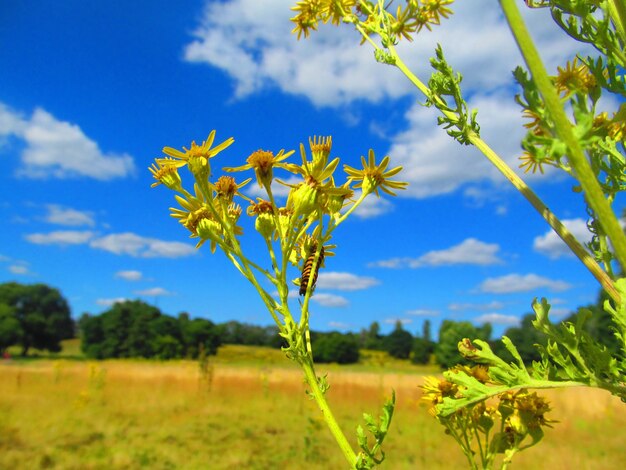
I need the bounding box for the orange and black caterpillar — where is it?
[299,244,324,296]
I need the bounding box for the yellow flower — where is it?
[159,130,234,179]
[224,148,294,188]
[553,58,596,96]
[214,175,252,202]
[344,149,407,196]
[518,150,554,174]
[149,157,182,191]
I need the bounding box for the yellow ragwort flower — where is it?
[224,148,294,188]
[149,157,183,191]
[159,130,234,177]
[344,149,407,196]
[518,150,554,174]
[553,58,596,96]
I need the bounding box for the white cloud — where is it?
[184,1,584,108]
[352,194,394,219]
[406,308,440,316]
[479,273,572,294]
[135,287,172,297]
[315,271,380,291]
[25,230,95,245]
[0,102,135,180]
[184,1,590,199]
[89,233,197,258]
[8,264,34,276]
[474,313,520,327]
[384,318,413,326]
[449,301,505,312]
[44,204,95,227]
[533,218,591,259]
[328,321,351,329]
[96,297,128,307]
[24,229,197,258]
[115,270,143,281]
[312,293,349,307]
[370,238,503,268]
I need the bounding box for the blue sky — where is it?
[0,1,614,337]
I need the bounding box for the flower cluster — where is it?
[291,0,454,44]
[422,371,554,467]
[150,131,405,305]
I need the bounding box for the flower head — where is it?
[225,148,294,188]
[159,130,234,179]
[214,175,252,202]
[149,157,182,191]
[344,149,407,196]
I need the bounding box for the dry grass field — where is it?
[1,345,624,469]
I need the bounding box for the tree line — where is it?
[0,282,619,367]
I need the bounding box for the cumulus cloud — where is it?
[448,301,505,312]
[24,229,196,258]
[533,218,591,259]
[96,298,128,307]
[406,308,440,316]
[25,230,95,246]
[44,204,95,227]
[184,1,584,108]
[315,272,380,291]
[183,1,593,199]
[312,293,349,308]
[89,233,197,258]
[351,194,394,219]
[370,238,503,268]
[135,287,173,297]
[0,102,135,180]
[115,270,143,281]
[479,273,571,294]
[474,313,520,327]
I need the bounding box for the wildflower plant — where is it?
[290,0,626,468]
[150,133,406,468]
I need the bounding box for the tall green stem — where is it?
[499,0,626,274]
[388,46,620,304]
[301,358,358,467]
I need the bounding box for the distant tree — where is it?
[412,319,435,364]
[313,332,360,364]
[79,301,221,360]
[436,320,492,369]
[0,282,73,356]
[493,314,547,364]
[361,321,384,350]
[565,291,621,355]
[181,317,221,358]
[383,321,413,359]
[0,303,22,354]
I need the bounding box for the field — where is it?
[1,343,625,469]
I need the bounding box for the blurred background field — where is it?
[1,342,625,469]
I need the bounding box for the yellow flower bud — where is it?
[290,183,319,217]
[255,213,275,239]
[197,218,222,242]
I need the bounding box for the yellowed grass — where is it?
[0,359,624,469]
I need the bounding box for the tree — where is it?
[493,314,547,364]
[361,321,384,350]
[0,303,22,354]
[435,320,492,369]
[181,317,221,358]
[383,321,413,359]
[412,320,435,364]
[0,282,73,356]
[313,332,360,364]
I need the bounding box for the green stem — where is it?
[500,0,626,274]
[388,43,620,304]
[301,358,357,467]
